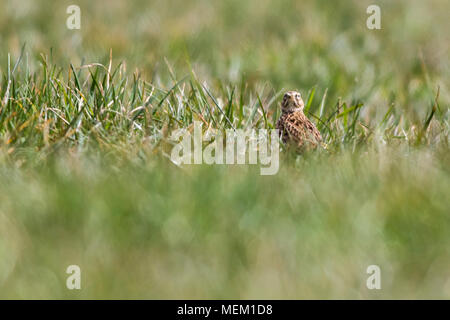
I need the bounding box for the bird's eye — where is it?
[296,94,301,99]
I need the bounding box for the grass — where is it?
[0,0,449,299]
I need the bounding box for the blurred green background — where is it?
[0,0,449,299]
[1,0,449,108]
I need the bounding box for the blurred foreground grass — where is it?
[0,0,449,298]
[1,147,449,299]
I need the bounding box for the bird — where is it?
[276,90,323,151]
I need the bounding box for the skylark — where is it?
[276,91,322,150]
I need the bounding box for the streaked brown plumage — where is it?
[276,91,322,150]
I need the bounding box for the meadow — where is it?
[0,0,449,298]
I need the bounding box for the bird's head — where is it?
[281,91,304,114]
